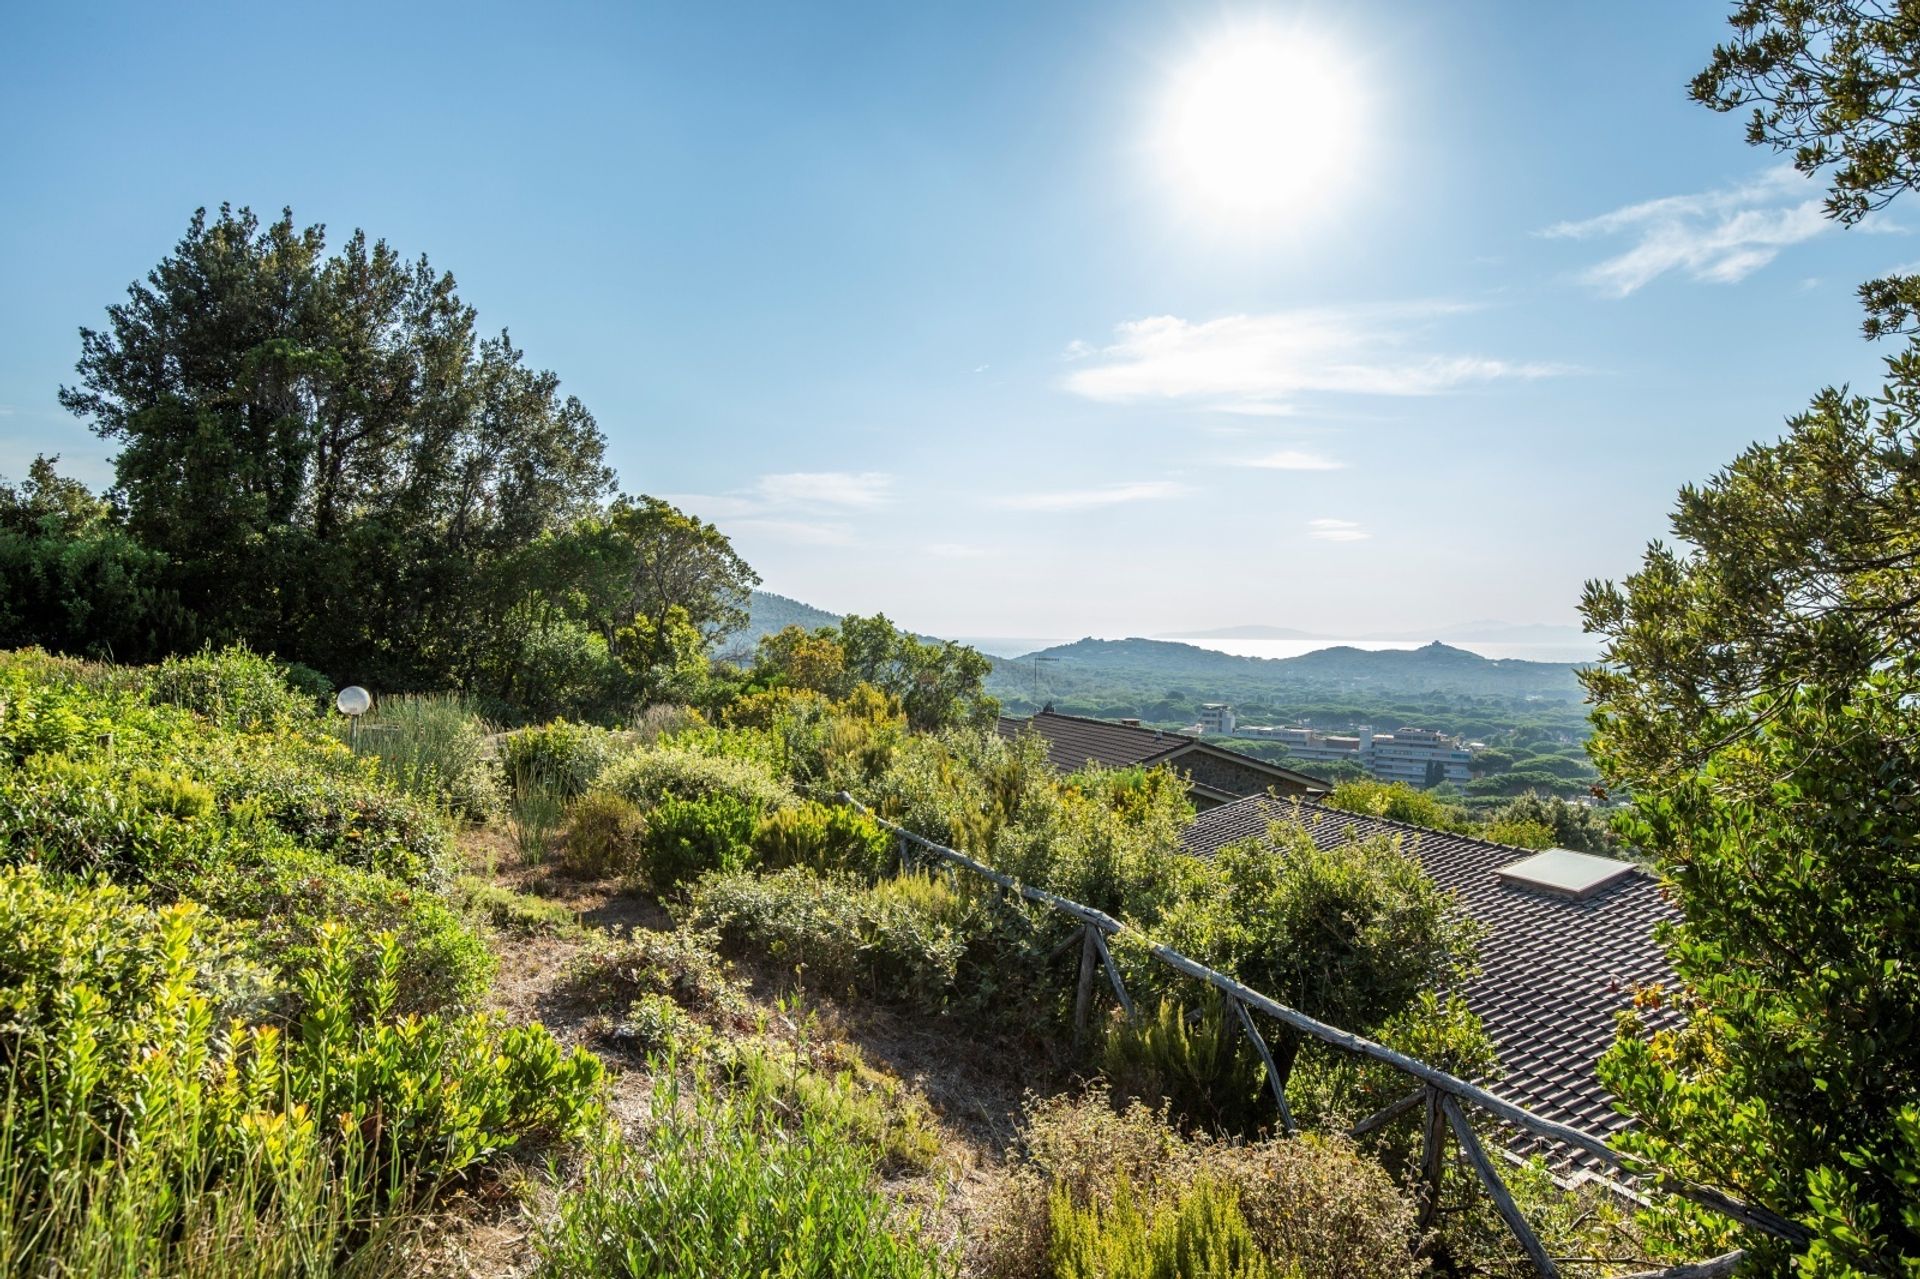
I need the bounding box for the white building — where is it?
[1226,721,1472,787]
[1196,703,1236,735]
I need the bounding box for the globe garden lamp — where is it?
[336,685,372,746]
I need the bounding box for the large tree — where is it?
[59,205,613,688]
[1584,12,1920,1270]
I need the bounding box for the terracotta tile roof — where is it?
[997,710,1329,795]
[1181,795,1679,1157]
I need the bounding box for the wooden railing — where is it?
[833,793,1804,1279]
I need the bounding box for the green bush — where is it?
[564,789,647,877]
[1048,1177,1273,1279]
[753,799,896,878]
[973,1086,1418,1279]
[535,1067,949,1279]
[679,867,979,1008]
[1100,994,1268,1136]
[143,645,316,731]
[205,848,497,1015]
[567,925,747,1021]
[337,692,500,820]
[640,791,759,889]
[0,867,603,1274]
[456,875,582,938]
[500,718,623,800]
[597,743,795,815]
[725,1036,944,1176]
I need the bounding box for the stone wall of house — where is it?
[1175,748,1319,799]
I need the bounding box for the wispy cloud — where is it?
[996,481,1193,512]
[666,469,897,545]
[1542,165,1857,296]
[753,470,894,509]
[1239,448,1345,471]
[1308,517,1369,542]
[1062,305,1561,415]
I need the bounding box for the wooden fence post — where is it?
[1227,993,1297,1135]
[1440,1093,1559,1278]
[1416,1085,1448,1238]
[1073,925,1097,1046]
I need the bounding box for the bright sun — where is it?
[1157,28,1366,222]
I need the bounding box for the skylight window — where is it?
[1494,848,1636,900]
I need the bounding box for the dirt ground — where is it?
[416,824,1037,1277]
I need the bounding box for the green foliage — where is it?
[205,848,496,1015]
[0,868,602,1275]
[1047,1176,1275,1279]
[640,791,760,889]
[597,742,796,814]
[0,457,193,664]
[1582,338,1920,1268]
[501,718,623,799]
[1099,995,1267,1136]
[753,612,998,733]
[563,789,648,877]
[145,645,318,732]
[1154,825,1479,1092]
[680,867,980,1009]
[754,799,897,878]
[974,1086,1417,1279]
[567,925,748,1021]
[725,1036,944,1176]
[455,875,581,938]
[1481,790,1619,854]
[1323,778,1472,832]
[57,205,615,700]
[335,692,500,820]
[535,1067,950,1279]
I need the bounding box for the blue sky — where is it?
[0,2,1904,638]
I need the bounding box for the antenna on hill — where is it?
[1031,654,1058,704]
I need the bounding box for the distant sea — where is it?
[952,636,1602,664]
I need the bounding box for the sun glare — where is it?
[1157,27,1366,223]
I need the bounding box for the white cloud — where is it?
[1308,517,1369,542]
[925,542,989,559]
[996,481,1193,512]
[1239,448,1344,471]
[1542,165,1844,297]
[727,518,858,547]
[753,470,894,509]
[1062,305,1561,415]
[664,469,896,547]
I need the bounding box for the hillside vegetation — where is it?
[0,646,1666,1277]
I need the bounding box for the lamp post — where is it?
[336,685,372,748]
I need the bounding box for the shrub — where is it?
[753,799,896,878]
[338,692,500,820]
[500,719,623,800]
[564,789,647,877]
[0,867,603,1271]
[567,925,748,1021]
[535,1067,949,1279]
[1099,994,1267,1136]
[725,1037,944,1175]
[1048,1177,1273,1279]
[597,744,794,815]
[456,876,582,938]
[639,791,759,889]
[680,867,978,1007]
[204,848,497,1015]
[1323,778,1472,832]
[972,1086,1418,1279]
[143,645,316,731]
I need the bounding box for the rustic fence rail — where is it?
[832,793,1805,1278]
